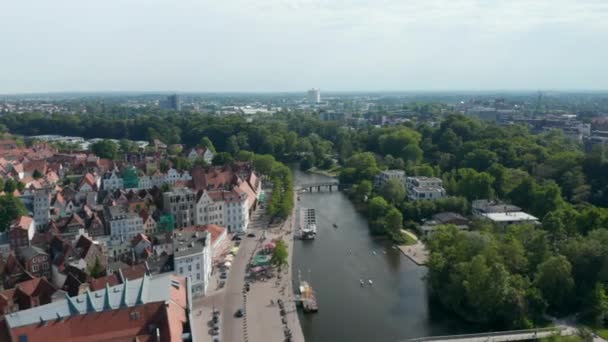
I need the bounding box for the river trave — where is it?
[292,168,474,342]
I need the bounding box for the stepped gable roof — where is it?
[23,159,47,175]
[10,216,33,231]
[77,172,98,191]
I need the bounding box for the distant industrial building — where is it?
[307,88,321,104]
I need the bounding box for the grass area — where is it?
[390,229,417,245]
[307,166,341,178]
[593,327,608,339]
[540,336,585,342]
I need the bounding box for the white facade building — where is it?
[173,230,212,297]
[105,206,144,256]
[102,169,124,191]
[163,188,197,229]
[187,148,214,164]
[33,188,51,229]
[166,187,250,233]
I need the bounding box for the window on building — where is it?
[179,267,183,274]
[188,265,192,271]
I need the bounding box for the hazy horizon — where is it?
[2,0,608,93]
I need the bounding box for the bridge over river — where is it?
[295,181,342,193]
[404,326,576,342]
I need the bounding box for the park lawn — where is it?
[307,165,341,178]
[594,327,608,339]
[540,336,585,342]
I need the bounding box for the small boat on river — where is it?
[360,279,364,286]
[333,223,338,228]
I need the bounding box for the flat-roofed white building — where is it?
[480,212,539,226]
[406,177,446,201]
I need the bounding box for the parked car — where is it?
[235,309,244,318]
[232,235,242,241]
[220,272,228,279]
[247,233,256,238]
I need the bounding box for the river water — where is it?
[292,168,473,342]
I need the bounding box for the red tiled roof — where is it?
[118,264,148,281]
[14,277,56,297]
[88,274,121,291]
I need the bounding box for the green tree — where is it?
[252,154,276,175]
[119,139,137,153]
[354,180,372,202]
[226,135,240,155]
[380,178,405,204]
[32,169,43,179]
[271,239,289,267]
[88,257,105,278]
[91,139,119,159]
[199,136,216,153]
[212,152,234,166]
[386,207,403,235]
[586,283,608,327]
[534,255,574,314]
[3,179,17,193]
[235,150,254,162]
[0,195,27,232]
[369,196,390,220]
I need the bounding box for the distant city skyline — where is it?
[1,0,608,93]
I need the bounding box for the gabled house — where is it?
[73,235,106,272]
[18,246,51,279]
[102,169,124,191]
[0,277,57,315]
[131,233,152,260]
[8,216,35,250]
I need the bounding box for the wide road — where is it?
[221,208,269,342]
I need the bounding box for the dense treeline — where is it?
[6,109,608,329]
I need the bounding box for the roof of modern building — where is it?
[472,199,521,213]
[173,230,209,258]
[481,212,538,222]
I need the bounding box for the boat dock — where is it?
[299,208,317,240]
[297,281,319,313]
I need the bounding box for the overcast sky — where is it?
[1,0,607,93]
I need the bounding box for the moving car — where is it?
[235,309,244,318]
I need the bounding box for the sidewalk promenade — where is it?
[245,195,305,342]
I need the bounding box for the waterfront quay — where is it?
[194,189,304,342]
